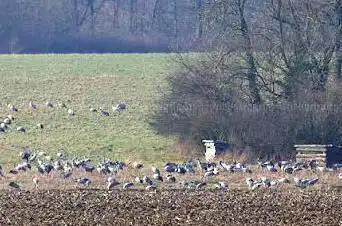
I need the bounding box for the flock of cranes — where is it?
[1,100,341,192]
[2,146,336,192]
[0,101,126,134]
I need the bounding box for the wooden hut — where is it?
[295,144,342,168]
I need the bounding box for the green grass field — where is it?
[0,54,183,166]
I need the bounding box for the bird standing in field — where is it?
[145,185,157,192]
[29,101,37,109]
[8,182,20,190]
[8,104,18,112]
[33,176,39,188]
[58,102,67,108]
[68,109,75,118]
[123,182,134,189]
[99,108,109,117]
[16,127,26,132]
[75,177,92,186]
[45,101,53,108]
[214,181,228,191]
[107,177,120,190]
[113,103,126,113]
[3,118,11,125]
[89,107,97,113]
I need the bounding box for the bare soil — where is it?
[0,189,341,226]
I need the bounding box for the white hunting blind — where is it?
[202,140,230,161]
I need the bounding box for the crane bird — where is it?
[33,176,39,188]
[142,176,153,185]
[113,103,126,113]
[219,161,234,172]
[9,182,20,189]
[0,166,4,177]
[76,177,92,186]
[8,104,18,112]
[99,108,109,117]
[339,173,342,179]
[278,178,290,184]
[0,123,7,130]
[45,101,53,108]
[123,182,134,189]
[29,101,37,109]
[151,167,160,175]
[16,127,26,132]
[107,177,120,190]
[68,109,75,116]
[245,178,255,188]
[58,102,67,108]
[7,115,14,121]
[132,162,143,169]
[36,123,44,129]
[153,173,163,182]
[89,108,97,112]
[214,181,228,191]
[135,176,143,184]
[3,118,11,125]
[166,175,176,183]
[145,185,157,192]
[196,182,207,190]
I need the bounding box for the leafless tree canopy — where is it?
[152,0,342,159]
[0,0,212,53]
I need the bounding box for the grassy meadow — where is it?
[0,54,184,166]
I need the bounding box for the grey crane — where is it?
[8,182,20,189]
[107,177,120,190]
[45,101,53,108]
[29,101,37,109]
[8,104,18,112]
[99,108,109,116]
[214,181,228,191]
[76,177,92,186]
[113,103,126,113]
[16,127,26,132]
[145,185,157,192]
[123,182,134,189]
[142,176,153,185]
[166,175,176,183]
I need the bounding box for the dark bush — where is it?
[152,56,342,160]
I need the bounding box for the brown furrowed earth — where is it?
[0,189,342,226]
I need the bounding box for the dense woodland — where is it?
[0,0,213,53]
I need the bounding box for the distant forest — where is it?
[0,0,223,53]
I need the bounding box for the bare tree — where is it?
[335,0,342,79]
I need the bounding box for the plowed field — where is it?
[0,189,341,226]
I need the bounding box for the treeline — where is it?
[0,0,210,53]
[152,0,342,159]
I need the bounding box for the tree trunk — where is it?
[129,0,137,34]
[238,0,261,104]
[112,0,119,28]
[73,0,80,33]
[336,0,342,79]
[173,0,178,39]
[196,0,203,39]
